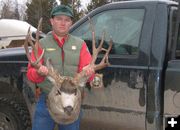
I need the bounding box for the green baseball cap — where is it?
[51,5,74,18]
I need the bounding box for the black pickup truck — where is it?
[0,0,180,130]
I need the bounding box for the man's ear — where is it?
[71,19,73,24]
[50,18,53,26]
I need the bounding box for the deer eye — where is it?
[74,89,77,96]
[56,90,61,95]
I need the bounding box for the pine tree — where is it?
[86,0,108,13]
[26,0,57,33]
[73,0,84,22]
[0,0,14,19]
[14,0,20,19]
[59,0,84,22]
[86,0,122,14]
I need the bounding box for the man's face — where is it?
[50,15,72,37]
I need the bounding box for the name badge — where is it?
[46,48,56,51]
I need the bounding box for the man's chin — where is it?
[57,32,68,37]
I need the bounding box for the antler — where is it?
[24,18,65,89]
[73,17,113,86]
[24,18,44,69]
[89,17,113,70]
[46,58,65,85]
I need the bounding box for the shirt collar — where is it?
[52,31,69,48]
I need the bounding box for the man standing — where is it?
[27,4,94,130]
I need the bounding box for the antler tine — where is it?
[72,17,113,86]
[88,17,112,70]
[24,18,44,69]
[46,58,64,83]
[46,58,66,92]
[88,17,97,57]
[35,18,43,43]
[34,18,43,60]
[24,27,33,64]
[91,31,105,64]
[94,38,113,70]
[34,18,44,66]
[88,17,98,64]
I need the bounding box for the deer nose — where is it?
[64,106,73,116]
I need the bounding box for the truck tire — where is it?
[0,97,31,130]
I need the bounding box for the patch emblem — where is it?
[72,45,77,50]
[46,48,56,51]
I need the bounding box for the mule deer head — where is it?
[24,18,112,124]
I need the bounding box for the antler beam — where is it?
[73,17,113,86]
[88,17,113,70]
[24,18,44,69]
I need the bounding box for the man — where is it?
[27,4,94,130]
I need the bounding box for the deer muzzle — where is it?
[64,106,73,116]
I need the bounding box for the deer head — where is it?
[24,18,112,124]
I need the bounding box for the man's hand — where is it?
[37,65,48,76]
[83,65,94,76]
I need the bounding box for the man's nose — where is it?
[61,20,66,25]
[64,106,73,116]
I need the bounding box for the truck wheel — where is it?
[0,97,31,130]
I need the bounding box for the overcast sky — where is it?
[15,0,91,9]
[0,0,91,8]
[57,0,91,9]
[0,0,91,19]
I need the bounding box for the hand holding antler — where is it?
[24,18,65,87]
[37,65,49,76]
[73,17,113,86]
[83,64,95,76]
